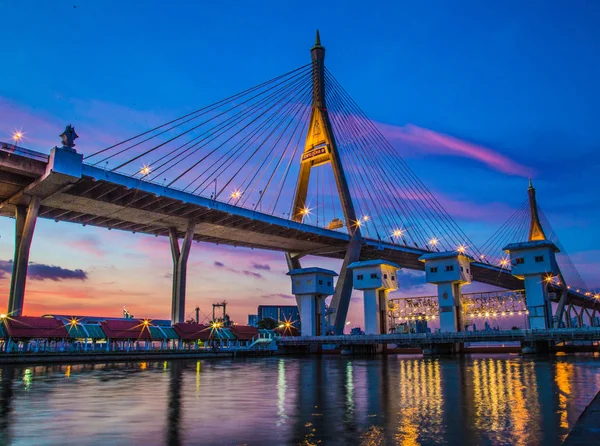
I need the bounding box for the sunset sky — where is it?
[1,1,599,329]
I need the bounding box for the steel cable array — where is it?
[85,62,490,256]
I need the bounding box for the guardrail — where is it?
[0,142,49,162]
[277,328,600,346]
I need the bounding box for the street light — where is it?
[12,131,23,149]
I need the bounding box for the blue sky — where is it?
[1,1,599,328]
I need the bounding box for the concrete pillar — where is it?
[8,197,41,316]
[565,303,573,328]
[503,240,560,330]
[419,251,474,332]
[169,222,196,325]
[287,267,337,336]
[584,308,592,327]
[348,260,400,335]
[576,307,584,328]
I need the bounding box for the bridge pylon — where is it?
[286,31,362,335]
[504,180,561,329]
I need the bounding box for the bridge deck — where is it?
[0,145,593,308]
[277,328,600,346]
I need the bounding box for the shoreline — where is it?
[0,344,598,366]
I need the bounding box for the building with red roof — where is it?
[173,323,212,341]
[230,325,259,341]
[100,319,156,340]
[3,316,69,339]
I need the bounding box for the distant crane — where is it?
[212,301,231,327]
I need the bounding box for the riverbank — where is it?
[0,349,276,365]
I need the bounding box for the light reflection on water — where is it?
[0,354,599,445]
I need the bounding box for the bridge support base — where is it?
[521,340,554,355]
[8,197,41,316]
[340,344,386,355]
[169,222,195,325]
[287,267,337,336]
[422,342,463,356]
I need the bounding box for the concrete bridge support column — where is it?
[419,251,474,333]
[7,197,41,316]
[503,240,560,330]
[348,260,400,335]
[565,302,573,328]
[287,267,337,336]
[169,222,196,325]
[576,306,584,328]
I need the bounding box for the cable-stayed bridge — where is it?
[0,32,596,334]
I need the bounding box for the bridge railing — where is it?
[0,142,49,162]
[277,327,600,345]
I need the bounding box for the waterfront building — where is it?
[248,315,258,327]
[257,305,300,328]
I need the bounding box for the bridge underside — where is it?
[0,149,594,310]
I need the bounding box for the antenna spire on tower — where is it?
[313,30,323,49]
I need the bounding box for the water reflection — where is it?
[0,355,597,445]
[167,361,183,446]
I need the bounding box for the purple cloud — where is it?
[0,260,88,281]
[251,262,271,271]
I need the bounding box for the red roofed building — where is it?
[173,323,211,341]
[4,316,69,339]
[100,320,155,340]
[230,325,259,341]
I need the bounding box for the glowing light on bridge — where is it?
[457,244,467,254]
[594,294,600,300]
[12,131,24,144]
[362,215,369,221]
[230,189,242,200]
[140,165,151,176]
[429,237,439,247]
[392,229,404,238]
[499,258,509,268]
[0,313,6,320]
[300,206,311,216]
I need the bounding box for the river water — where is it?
[0,354,599,445]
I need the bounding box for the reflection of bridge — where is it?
[1,32,597,333]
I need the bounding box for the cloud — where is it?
[376,122,532,177]
[0,260,88,281]
[66,235,106,257]
[261,293,294,299]
[251,262,271,271]
[243,270,263,279]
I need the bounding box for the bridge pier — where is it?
[419,251,474,332]
[348,260,400,335]
[521,340,554,355]
[422,343,463,356]
[169,222,195,325]
[7,197,41,316]
[287,267,337,336]
[503,240,559,329]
